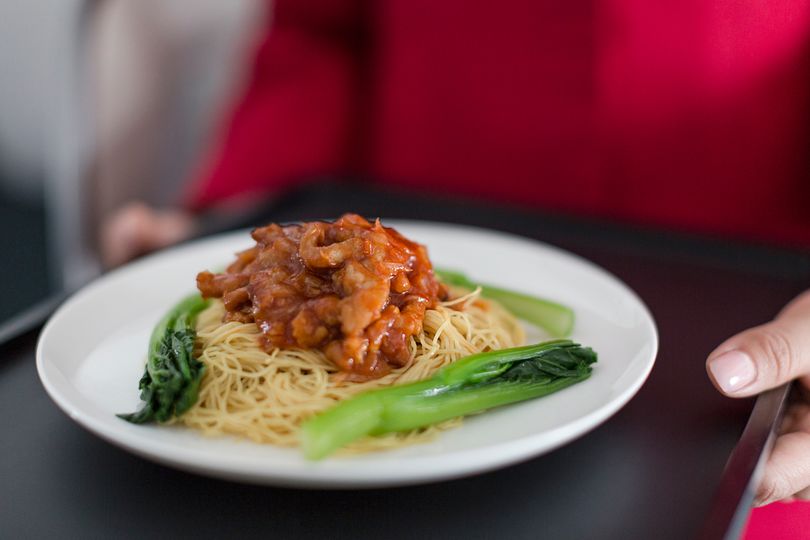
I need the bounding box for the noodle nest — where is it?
[180,288,525,453]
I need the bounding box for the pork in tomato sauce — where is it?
[196,214,447,380]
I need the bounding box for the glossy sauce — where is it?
[197,214,446,380]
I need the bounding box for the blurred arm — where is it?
[90,0,262,225]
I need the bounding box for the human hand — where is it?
[706,290,810,505]
[101,202,196,268]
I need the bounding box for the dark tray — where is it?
[3,182,808,539]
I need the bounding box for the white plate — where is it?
[37,220,657,488]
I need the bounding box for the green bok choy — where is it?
[301,340,596,460]
[434,268,574,338]
[118,293,210,424]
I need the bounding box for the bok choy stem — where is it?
[300,340,596,460]
[434,268,574,338]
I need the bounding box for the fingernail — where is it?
[708,350,756,393]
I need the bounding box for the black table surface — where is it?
[3,183,809,539]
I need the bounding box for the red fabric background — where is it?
[188,1,810,535]
[190,0,810,247]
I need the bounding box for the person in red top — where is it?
[104,1,810,535]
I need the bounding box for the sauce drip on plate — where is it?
[197,214,446,380]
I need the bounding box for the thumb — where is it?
[707,291,810,397]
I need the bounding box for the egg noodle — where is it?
[179,288,525,453]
